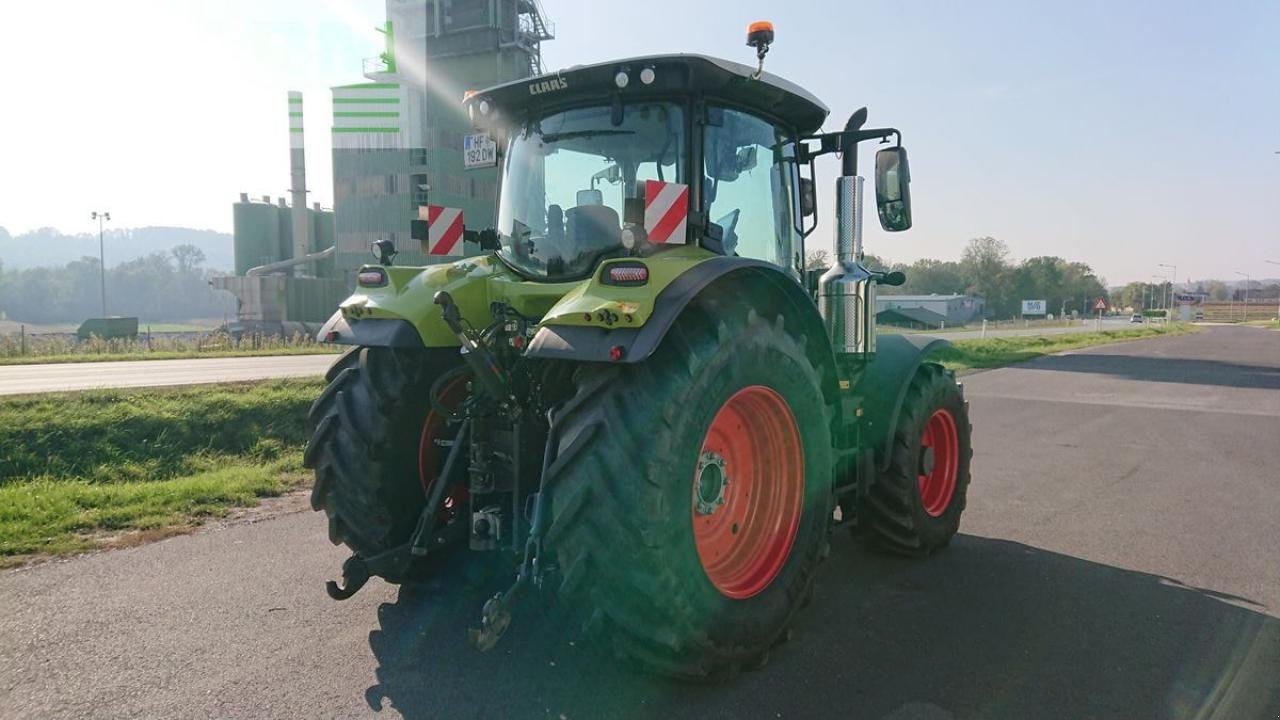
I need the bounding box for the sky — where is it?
[0,0,1277,285]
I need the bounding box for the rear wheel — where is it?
[865,363,972,555]
[303,346,465,578]
[543,300,833,679]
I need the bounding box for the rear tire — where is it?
[865,362,972,556]
[542,300,834,680]
[303,346,461,576]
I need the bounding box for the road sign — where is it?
[1021,300,1047,315]
[1094,298,1108,311]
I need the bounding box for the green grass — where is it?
[0,459,304,561]
[0,345,338,366]
[0,330,340,365]
[0,379,323,566]
[936,324,1198,371]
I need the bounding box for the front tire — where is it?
[542,300,834,680]
[865,362,972,555]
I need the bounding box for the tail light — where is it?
[357,268,387,287]
[602,262,648,286]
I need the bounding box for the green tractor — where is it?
[305,25,971,679]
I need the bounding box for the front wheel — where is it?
[865,362,972,555]
[542,301,834,680]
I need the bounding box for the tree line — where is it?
[0,245,232,325]
[806,237,1109,319]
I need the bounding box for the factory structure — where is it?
[215,0,553,334]
[875,294,986,329]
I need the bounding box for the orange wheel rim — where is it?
[692,385,805,599]
[917,409,959,517]
[418,375,469,511]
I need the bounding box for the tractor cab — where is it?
[462,54,831,281]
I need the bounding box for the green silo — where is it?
[310,206,336,279]
[275,200,294,261]
[233,197,283,276]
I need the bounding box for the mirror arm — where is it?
[797,127,902,165]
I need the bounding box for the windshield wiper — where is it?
[540,129,634,143]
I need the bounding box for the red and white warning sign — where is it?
[421,205,464,256]
[643,180,689,245]
[1093,298,1108,311]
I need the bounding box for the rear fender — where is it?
[317,256,575,347]
[526,254,829,367]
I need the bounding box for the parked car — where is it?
[1130,314,1145,323]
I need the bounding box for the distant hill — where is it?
[0,226,233,271]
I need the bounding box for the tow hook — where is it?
[468,581,522,651]
[325,554,371,600]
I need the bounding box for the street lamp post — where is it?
[90,211,110,317]
[1235,271,1250,321]
[1267,261,1280,322]
[1158,263,1177,312]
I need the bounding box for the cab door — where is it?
[702,106,801,274]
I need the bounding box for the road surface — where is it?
[1,326,1278,718]
[0,354,338,395]
[0,320,1148,396]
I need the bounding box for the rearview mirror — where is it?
[874,146,912,232]
[799,177,815,217]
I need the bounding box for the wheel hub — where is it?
[919,446,936,477]
[694,451,729,516]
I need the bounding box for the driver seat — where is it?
[565,205,622,258]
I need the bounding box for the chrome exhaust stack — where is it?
[818,175,876,356]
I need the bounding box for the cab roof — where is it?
[466,54,830,135]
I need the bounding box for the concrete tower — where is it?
[288,91,310,276]
[330,0,553,275]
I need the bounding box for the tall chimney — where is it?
[288,91,310,275]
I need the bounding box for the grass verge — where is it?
[936,323,1198,371]
[0,378,324,567]
[0,331,340,365]
[0,345,339,366]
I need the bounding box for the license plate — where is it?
[463,133,497,169]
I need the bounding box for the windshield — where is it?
[496,102,685,280]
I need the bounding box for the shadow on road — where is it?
[364,536,1279,719]
[1013,353,1280,390]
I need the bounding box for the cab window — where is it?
[703,107,799,271]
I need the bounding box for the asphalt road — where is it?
[0,354,338,395]
[0,320,1135,396]
[2,326,1278,719]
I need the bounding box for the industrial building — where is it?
[215,0,553,333]
[876,294,985,328]
[212,91,347,335]
[330,0,553,272]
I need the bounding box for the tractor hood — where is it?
[465,54,830,135]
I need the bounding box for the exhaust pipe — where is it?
[818,108,877,357]
[818,178,875,355]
